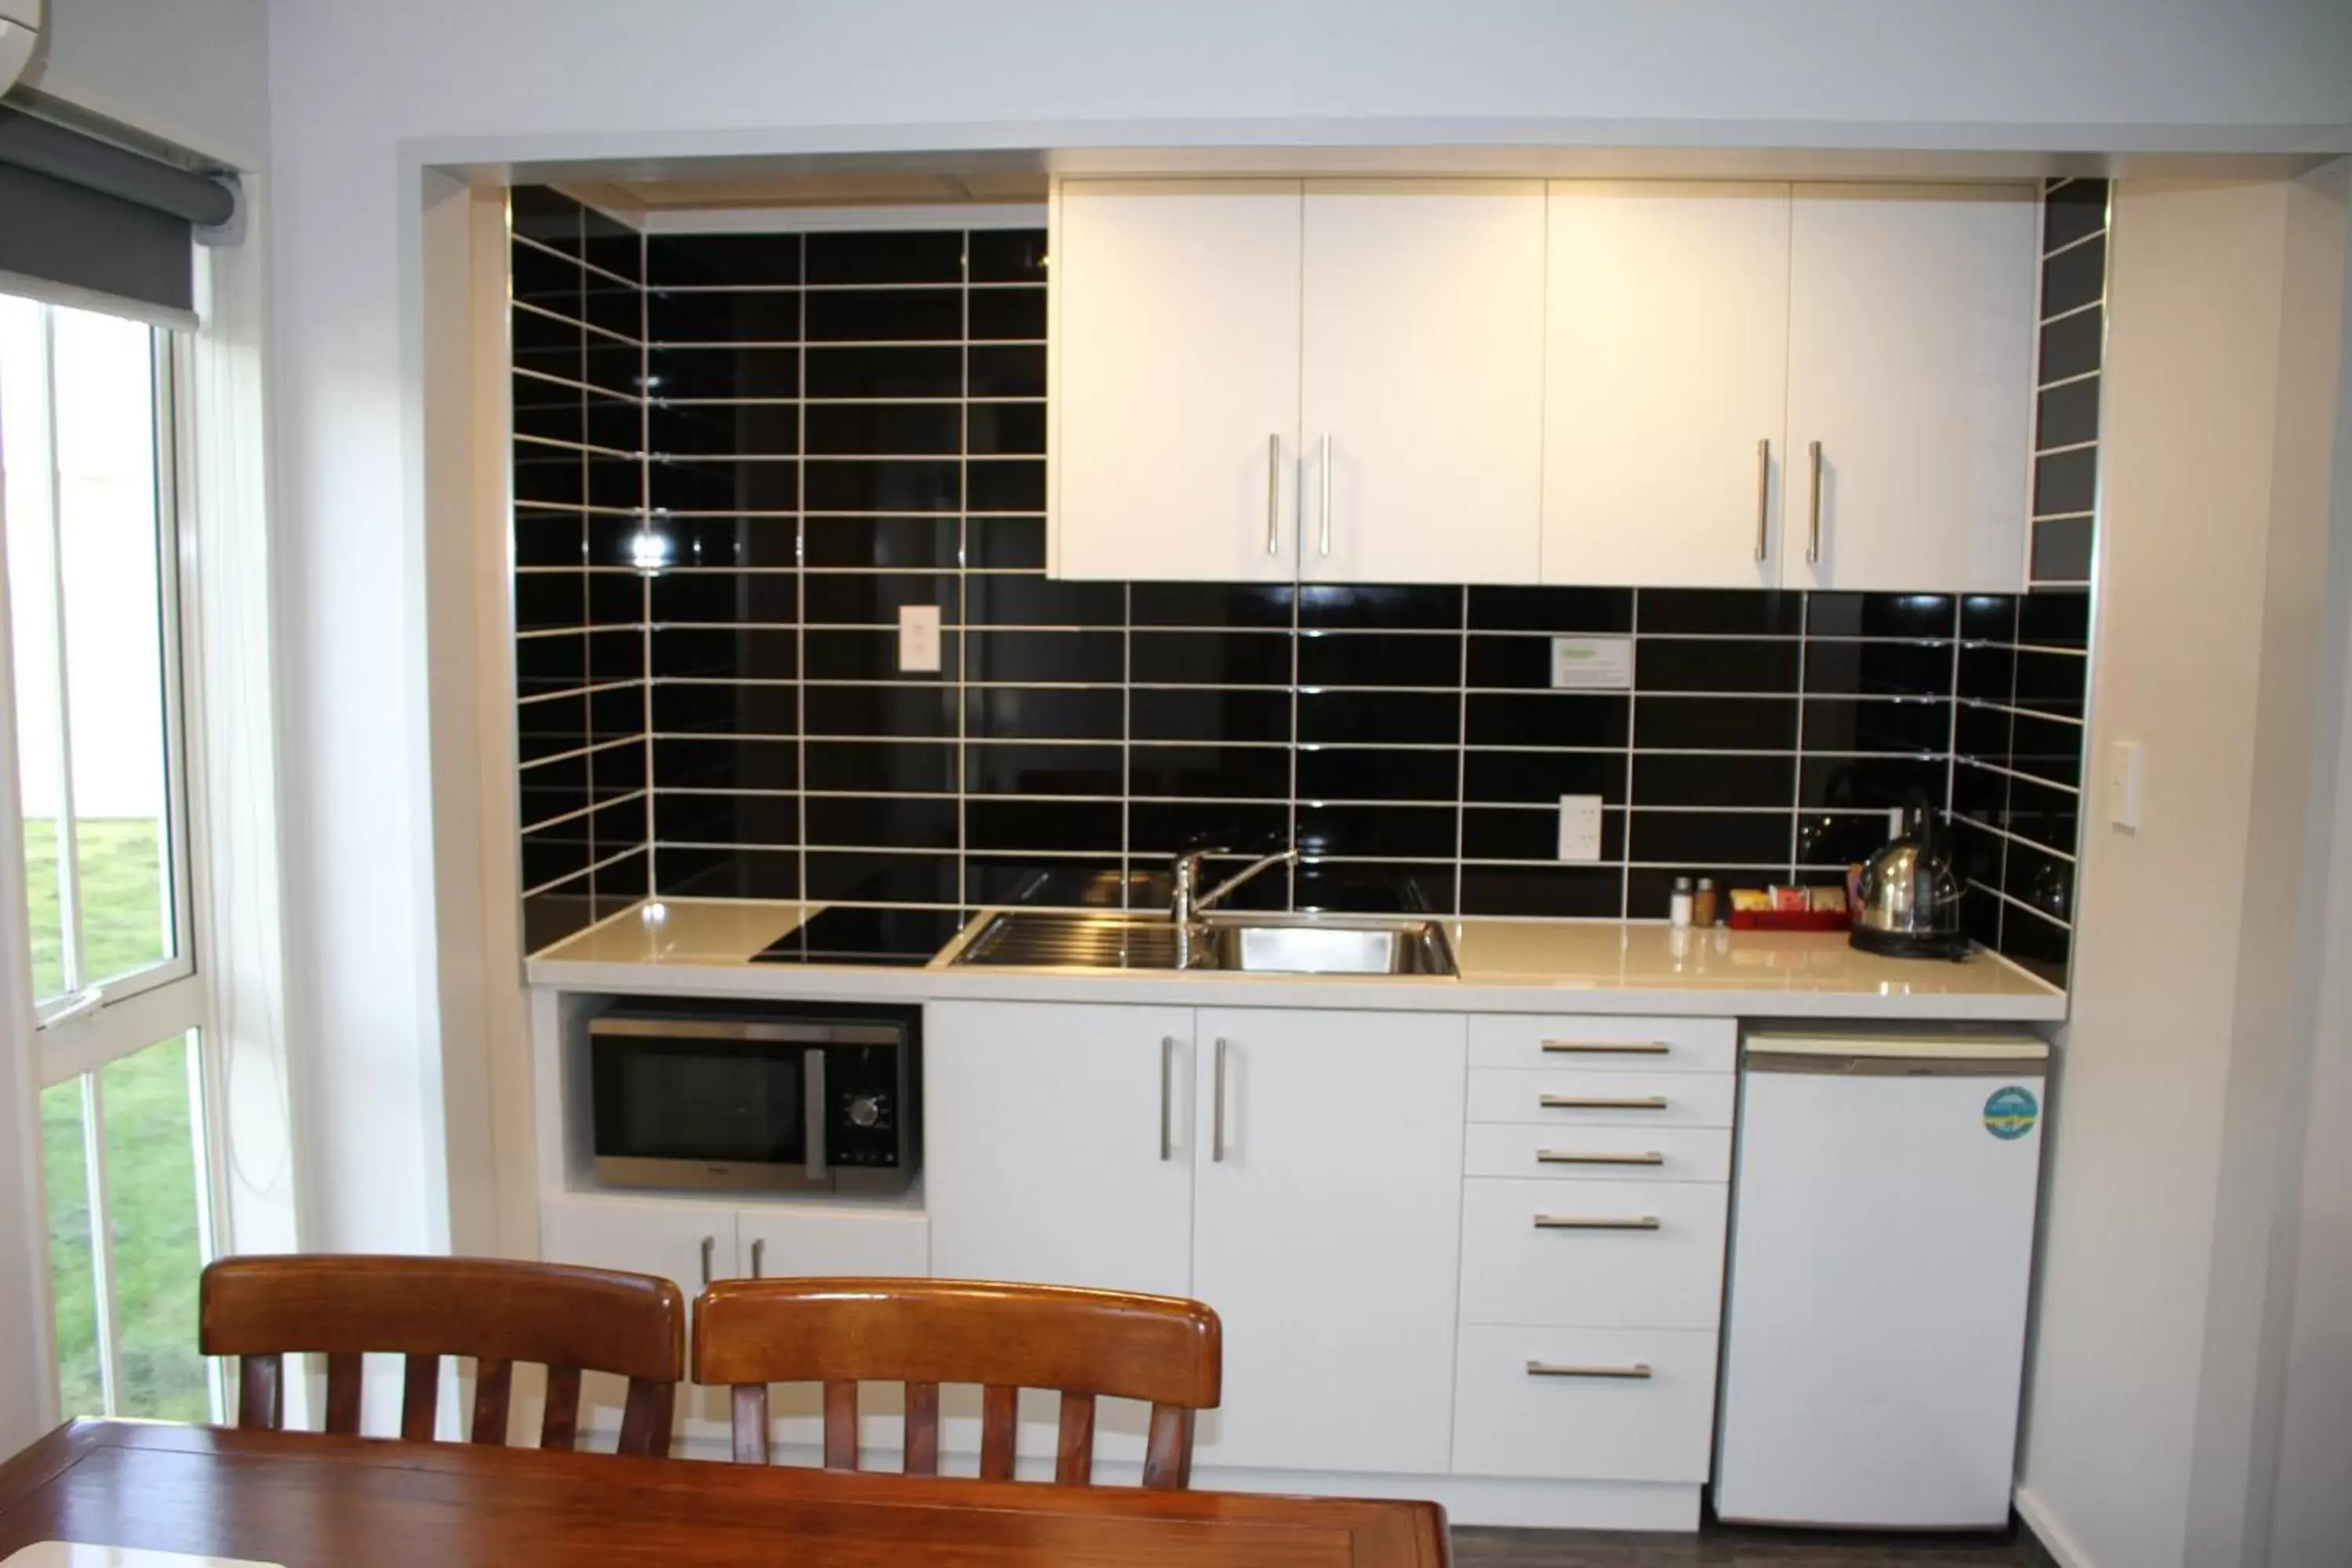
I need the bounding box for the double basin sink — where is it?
[952,911,1457,978]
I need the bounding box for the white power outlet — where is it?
[2107,739,2143,830]
[1557,794,1603,862]
[898,603,942,673]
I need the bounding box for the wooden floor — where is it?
[1450,1524,2049,1566]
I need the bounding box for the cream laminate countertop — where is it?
[524,900,2066,1022]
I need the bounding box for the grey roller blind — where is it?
[0,106,237,317]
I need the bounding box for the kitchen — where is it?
[499,164,2141,1542]
[0,5,2345,1568]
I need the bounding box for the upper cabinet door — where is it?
[1051,180,1302,582]
[1543,182,1792,587]
[1784,183,2037,593]
[1299,180,1545,585]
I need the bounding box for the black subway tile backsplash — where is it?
[510,201,2090,989]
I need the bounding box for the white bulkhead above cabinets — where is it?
[1048,178,2037,594]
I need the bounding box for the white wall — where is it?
[2263,177,2352,1568]
[259,0,2352,1267]
[20,0,270,169]
[2015,170,2349,1568]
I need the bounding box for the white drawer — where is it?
[1467,1066,1737,1128]
[1464,1123,1732,1183]
[1453,1324,1720,1482]
[1460,1178,1728,1329]
[1470,1014,1736,1074]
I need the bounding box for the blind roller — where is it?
[0,107,236,317]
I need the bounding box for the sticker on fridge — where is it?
[1983,1084,2040,1140]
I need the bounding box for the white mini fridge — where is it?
[1714,1031,2049,1528]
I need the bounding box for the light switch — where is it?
[898,603,942,673]
[2107,739,2143,830]
[1558,795,1603,862]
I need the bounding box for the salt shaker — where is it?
[1669,875,1694,928]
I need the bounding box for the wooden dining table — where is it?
[0,1421,1447,1566]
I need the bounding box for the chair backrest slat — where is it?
[978,1383,1018,1481]
[822,1380,858,1471]
[322,1352,363,1436]
[903,1381,940,1477]
[399,1353,439,1441]
[693,1278,1220,1490]
[470,1358,513,1446]
[200,1254,684,1457]
[1143,1405,1195,1490]
[1054,1391,1096,1486]
[539,1364,583,1451]
[617,1378,671,1459]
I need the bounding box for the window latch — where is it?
[34,986,105,1032]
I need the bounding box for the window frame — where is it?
[4,296,223,1422]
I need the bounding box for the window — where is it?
[0,295,217,1421]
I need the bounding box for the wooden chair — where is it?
[692,1277,1221,1487]
[199,1254,687,1456]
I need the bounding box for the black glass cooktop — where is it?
[752,906,975,967]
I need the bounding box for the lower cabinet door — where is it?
[737,1207,930,1281]
[540,1193,739,1294]
[1452,1324,1720,1482]
[1191,1008,1467,1475]
[926,1000,1194,1298]
[1458,1178,1729,1330]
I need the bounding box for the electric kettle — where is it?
[1849,793,1969,960]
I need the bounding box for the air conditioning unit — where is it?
[0,0,42,96]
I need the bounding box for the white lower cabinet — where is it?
[738,1206,929,1280]
[1460,1178,1728,1330]
[541,1192,740,1294]
[1191,1009,1467,1475]
[925,1000,1195,1297]
[1452,1325,1722,1482]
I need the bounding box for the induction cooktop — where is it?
[751,905,974,966]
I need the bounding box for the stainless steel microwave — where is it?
[587,1000,920,1194]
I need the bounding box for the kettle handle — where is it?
[1904,789,1939,851]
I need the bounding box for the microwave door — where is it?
[593,1035,811,1185]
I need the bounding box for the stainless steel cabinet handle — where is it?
[1317,434,1333,557]
[804,1050,828,1180]
[1537,1149,1667,1167]
[1806,439,1824,565]
[750,1238,766,1278]
[1540,1094,1668,1111]
[1541,1040,1668,1055]
[1526,1360,1653,1380]
[1159,1035,1177,1162]
[1264,434,1281,556]
[1212,1037,1229,1162]
[1754,437,1770,561]
[1534,1214,1662,1230]
[699,1235,715,1287]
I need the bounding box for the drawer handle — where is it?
[1541,1094,1668,1111]
[1534,1214,1661,1231]
[1527,1360,1653,1380]
[1541,1040,1669,1055]
[1537,1149,1666,1167]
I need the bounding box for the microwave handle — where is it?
[804,1049,828,1181]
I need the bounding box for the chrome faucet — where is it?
[1171,843,1298,926]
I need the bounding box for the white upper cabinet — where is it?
[1542,182,1792,588]
[1299,180,1545,584]
[1051,180,1301,583]
[1783,183,2037,593]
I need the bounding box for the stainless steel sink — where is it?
[952,912,1456,977]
